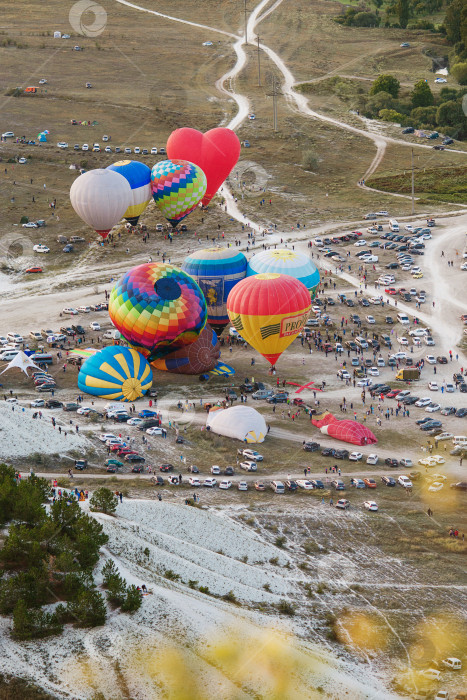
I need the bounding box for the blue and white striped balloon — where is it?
[78,345,153,402]
[247,249,320,299]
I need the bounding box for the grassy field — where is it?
[368,165,467,204]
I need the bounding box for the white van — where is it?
[453,436,467,445]
[441,657,461,670]
[271,481,285,494]
[389,218,399,232]
[0,350,19,361]
[397,313,410,325]
[103,329,121,340]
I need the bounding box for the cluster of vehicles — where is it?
[56,137,166,157]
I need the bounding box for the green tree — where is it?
[370,74,401,98]
[67,589,106,627]
[451,61,467,84]
[396,0,410,27]
[352,11,380,26]
[444,0,463,43]
[12,599,63,640]
[411,80,434,107]
[436,99,466,125]
[90,488,118,515]
[411,106,438,125]
[121,585,143,613]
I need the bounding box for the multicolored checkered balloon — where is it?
[150,159,207,226]
[108,263,207,361]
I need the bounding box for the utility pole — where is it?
[267,76,281,132]
[257,35,261,86]
[411,148,415,215]
[244,0,248,44]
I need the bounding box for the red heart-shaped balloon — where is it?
[166,127,241,206]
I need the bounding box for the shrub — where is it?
[121,585,142,613]
[164,569,180,581]
[378,109,405,122]
[302,149,319,170]
[370,74,400,98]
[275,536,286,548]
[67,590,106,627]
[222,590,239,604]
[277,600,295,616]
[451,61,467,84]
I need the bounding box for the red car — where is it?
[118,449,138,457]
[25,267,43,273]
[386,390,399,398]
[109,444,123,452]
[352,230,363,236]
[293,398,304,406]
[364,478,377,488]
[384,287,397,295]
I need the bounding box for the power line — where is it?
[266,76,282,131]
[257,35,261,87]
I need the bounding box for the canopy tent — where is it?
[1,351,42,376]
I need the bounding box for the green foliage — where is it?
[444,0,465,44]
[121,585,142,613]
[367,165,467,203]
[396,0,410,28]
[222,590,239,604]
[410,106,438,126]
[335,7,380,27]
[67,589,106,627]
[378,109,405,122]
[277,600,295,616]
[275,536,286,548]
[437,99,466,126]
[411,80,434,107]
[451,61,467,84]
[370,75,400,98]
[12,599,63,640]
[164,569,180,581]
[90,487,118,515]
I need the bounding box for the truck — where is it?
[395,368,421,381]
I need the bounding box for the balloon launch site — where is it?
[0,1,466,698]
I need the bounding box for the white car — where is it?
[434,691,449,700]
[428,381,439,391]
[242,449,263,461]
[436,432,453,441]
[397,336,408,345]
[219,480,232,490]
[415,397,432,407]
[248,113,256,120]
[377,357,385,367]
[400,458,413,468]
[29,331,42,341]
[441,657,461,670]
[366,453,378,465]
[33,244,49,253]
[0,337,7,345]
[134,147,141,154]
[424,336,435,346]
[368,367,379,376]
[82,144,89,151]
[2,131,14,138]
[57,142,68,148]
[426,355,436,364]
[357,378,372,387]
[126,417,143,426]
[90,322,101,330]
[202,41,213,46]
[349,451,363,461]
[395,390,410,400]
[338,370,351,380]
[151,147,158,154]
[364,501,378,511]
[146,427,163,436]
[7,333,23,343]
[237,481,248,491]
[99,433,119,442]
[104,146,112,153]
[240,461,257,471]
[204,478,217,487]
[398,475,413,488]
[360,255,378,263]
[445,383,455,393]
[22,221,38,228]
[30,399,45,407]
[376,210,388,216]
[434,77,447,83]
[354,240,367,247]
[124,147,131,154]
[428,481,444,492]
[369,297,381,305]
[62,307,78,315]
[412,337,421,346]
[426,403,441,412]
[296,479,314,489]
[405,224,414,232]
[411,266,422,274]
[188,477,201,487]
[77,306,91,313]
[211,465,221,474]
[409,328,428,336]
[366,315,376,324]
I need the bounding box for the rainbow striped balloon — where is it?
[150,159,207,226]
[77,346,153,402]
[108,262,207,361]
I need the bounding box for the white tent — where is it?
[1,351,42,376]
[206,405,267,443]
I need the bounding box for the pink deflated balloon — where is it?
[166,127,241,206]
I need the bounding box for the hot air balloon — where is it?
[70,168,131,239]
[106,160,152,226]
[108,262,207,362]
[166,127,241,206]
[247,249,320,299]
[77,345,153,402]
[151,325,220,374]
[150,159,206,227]
[226,273,311,366]
[182,248,247,332]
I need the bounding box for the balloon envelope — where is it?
[107,160,152,226]
[166,127,241,206]
[70,168,131,239]
[151,325,220,374]
[182,247,247,331]
[77,345,153,402]
[227,273,311,366]
[150,159,206,226]
[109,262,207,361]
[247,249,320,299]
